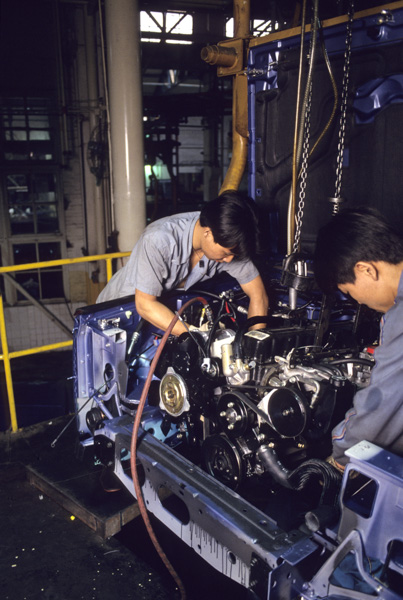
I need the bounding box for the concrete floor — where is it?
[0,416,248,600]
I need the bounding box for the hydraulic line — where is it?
[327,358,374,368]
[307,21,338,159]
[130,296,209,600]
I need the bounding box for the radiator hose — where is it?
[257,445,342,529]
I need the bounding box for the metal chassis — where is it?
[95,414,320,599]
[93,415,403,600]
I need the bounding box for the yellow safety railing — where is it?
[0,252,130,433]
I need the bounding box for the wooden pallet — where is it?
[26,459,140,539]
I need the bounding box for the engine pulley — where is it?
[202,434,244,489]
[217,390,249,438]
[159,367,190,417]
[258,387,307,438]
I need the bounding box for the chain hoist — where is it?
[283,1,318,309]
[291,0,319,254]
[293,80,313,254]
[329,0,355,215]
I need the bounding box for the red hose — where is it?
[130,297,209,600]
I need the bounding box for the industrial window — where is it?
[1,97,56,161]
[7,173,59,236]
[0,97,66,303]
[140,11,193,44]
[12,241,64,301]
[226,18,279,38]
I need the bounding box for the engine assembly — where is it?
[72,278,399,600]
[150,312,366,495]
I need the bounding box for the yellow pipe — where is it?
[1,340,73,361]
[0,295,18,432]
[0,251,130,274]
[106,257,113,282]
[220,0,250,193]
[234,0,250,38]
[201,45,237,67]
[220,73,249,193]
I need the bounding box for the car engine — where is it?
[73,275,403,600]
[74,280,376,510]
[150,305,372,497]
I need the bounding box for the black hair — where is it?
[314,207,403,293]
[199,190,260,260]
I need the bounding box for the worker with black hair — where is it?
[97,190,269,335]
[314,207,403,469]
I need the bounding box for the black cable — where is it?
[128,343,158,366]
[186,289,222,300]
[177,312,207,358]
[206,298,226,357]
[64,295,75,322]
[327,358,374,368]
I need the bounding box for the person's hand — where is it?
[326,455,346,473]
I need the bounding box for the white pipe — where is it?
[105,0,146,252]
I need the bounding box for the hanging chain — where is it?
[292,0,320,254]
[332,0,355,214]
[293,80,313,253]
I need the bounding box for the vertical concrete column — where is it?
[105,0,146,252]
[84,9,106,271]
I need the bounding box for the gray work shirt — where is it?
[97,212,259,303]
[332,270,403,465]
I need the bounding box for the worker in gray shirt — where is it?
[314,207,403,469]
[97,190,269,336]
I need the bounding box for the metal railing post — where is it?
[0,294,18,432]
[106,257,113,281]
[0,251,130,433]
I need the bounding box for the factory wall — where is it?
[0,0,229,355]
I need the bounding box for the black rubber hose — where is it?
[257,445,293,488]
[127,317,145,357]
[326,358,374,368]
[257,445,342,507]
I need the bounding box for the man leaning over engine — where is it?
[97,189,268,335]
[314,207,403,470]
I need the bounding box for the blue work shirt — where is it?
[97,212,259,303]
[332,270,403,465]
